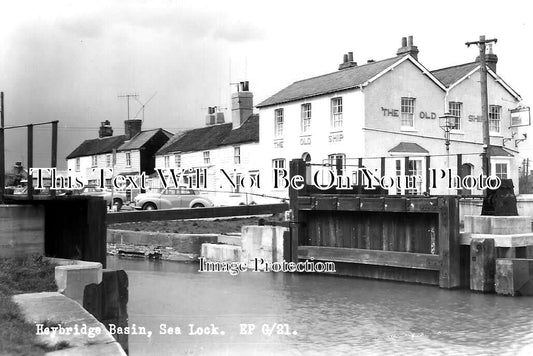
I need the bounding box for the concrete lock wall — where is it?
[241,226,286,264]
[0,204,45,258]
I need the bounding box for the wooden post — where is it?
[438,196,461,288]
[404,156,409,194]
[83,270,129,353]
[470,238,495,292]
[289,159,307,263]
[456,154,463,196]
[27,124,33,199]
[357,157,363,194]
[51,121,58,198]
[380,157,385,183]
[425,155,431,194]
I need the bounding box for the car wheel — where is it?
[143,202,157,210]
[113,198,123,211]
[192,203,204,208]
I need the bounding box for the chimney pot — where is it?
[343,54,348,63]
[407,35,413,46]
[99,120,114,138]
[348,52,354,62]
[401,37,407,47]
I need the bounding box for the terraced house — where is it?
[256,36,527,197]
[66,119,172,193]
[154,82,262,205]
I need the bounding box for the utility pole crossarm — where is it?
[465,38,497,47]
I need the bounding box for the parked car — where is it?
[77,186,128,210]
[133,187,214,210]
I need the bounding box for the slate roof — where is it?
[388,142,429,154]
[256,56,403,108]
[67,129,174,159]
[66,135,126,159]
[156,115,259,156]
[221,114,259,145]
[117,129,173,151]
[430,62,478,87]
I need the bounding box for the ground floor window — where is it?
[494,163,508,180]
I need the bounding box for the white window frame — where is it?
[401,97,416,128]
[272,158,285,170]
[175,153,181,168]
[234,146,241,164]
[448,101,462,130]
[331,97,343,129]
[164,155,170,168]
[274,109,284,137]
[75,158,80,172]
[125,152,131,167]
[203,151,210,164]
[301,103,311,133]
[106,154,111,168]
[91,155,98,167]
[494,162,508,180]
[327,153,346,175]
[489,105,501,133]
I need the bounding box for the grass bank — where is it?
[0,255,58,356]
[109,216,284,234]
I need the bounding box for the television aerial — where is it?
[134,92,158,122]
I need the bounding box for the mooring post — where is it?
[289,159,307,263]
[438,196,461,288]
[470,238,495,292]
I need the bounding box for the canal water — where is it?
[107,256,533,356]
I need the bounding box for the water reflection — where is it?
[107,257,533,356]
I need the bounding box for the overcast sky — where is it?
[0,0,532,169]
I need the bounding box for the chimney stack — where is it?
[98,120,113,138]
[124,118,142,140]
[205,106,216,126]
[231,81,253,129]
[476,43,498,73]
[396,35,419,60]
[338,52,357,70]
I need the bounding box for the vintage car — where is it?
[77,186,128,209]
[133,187,214,210]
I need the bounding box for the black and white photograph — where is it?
[1,0,532,355]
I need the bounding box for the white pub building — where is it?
[256,36,527,197]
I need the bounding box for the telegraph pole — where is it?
[466,35,497,178]
[118,93,139,119]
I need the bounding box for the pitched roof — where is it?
[388,142,429,154]
[117,129,173,151]
[430,62,478,87]
[256,56,402,108]
[489,145,514,157]
[221,114,259,145]
[156,115,259,156]
[66,135,126,159]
